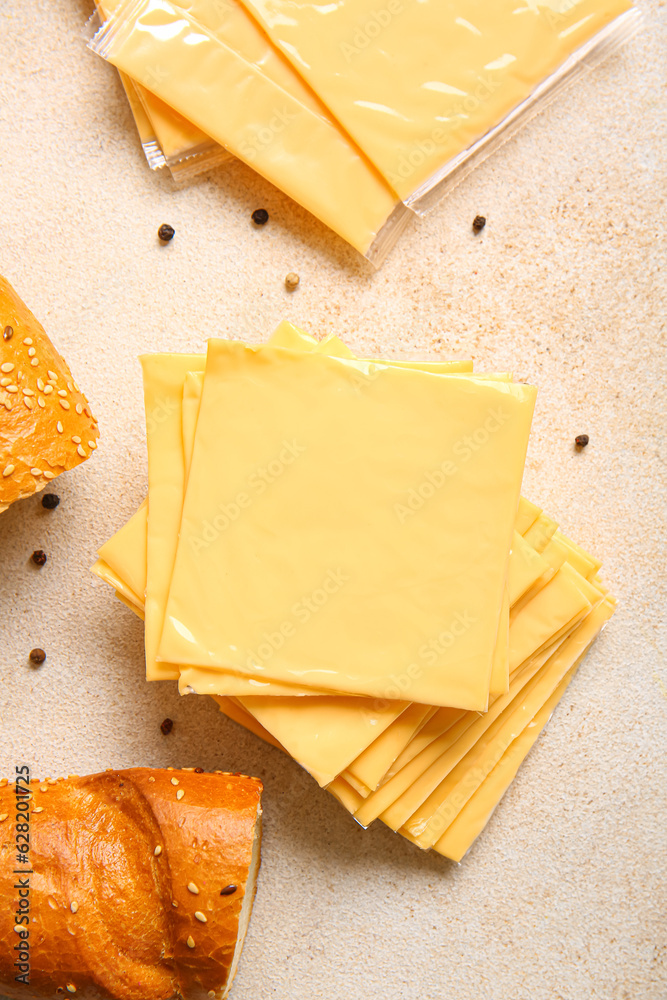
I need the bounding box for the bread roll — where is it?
[0,767,263,1000]
[0,274,100,512]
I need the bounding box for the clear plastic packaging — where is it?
[230,0,640,215]
[89,0,411,263]
[91,2,233,177]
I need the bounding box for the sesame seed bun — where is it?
[0,274,100,512]
[0,767,263,1000]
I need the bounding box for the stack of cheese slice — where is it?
[93,323,615,861]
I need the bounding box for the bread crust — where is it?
[0,274,100,512]
[0,768,263,1000]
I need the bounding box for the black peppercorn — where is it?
[29,648,46,665]
[2,325,13,341]
[158,224,175,243]
[472,215,486,234]
[41,493,60,510]
[31,549,47,567]
[160,718,174,735]
[575,434,590,448]
[251,208,269,226]
[220,884,237,896]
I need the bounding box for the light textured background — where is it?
[1,1,666,997]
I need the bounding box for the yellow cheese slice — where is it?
[365,640,565,832]
[98,499,148,601]
[141,353,206,681]
[515,497,542,535]
[508,529,550,606]
[92,557,144,611]
[182,371,204,478]
[352,562,593,827]
[344,704,436,794]
[159,340,536,708]
[433,599,616,861]
[115,590,146,620]
[233,0,631,201]
[212,696,286,751]
[92,0,407,258]
[523,513,559,553]
[327,776,365,815]
[404,597,614,849]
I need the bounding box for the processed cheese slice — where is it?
[233,0,632,201]
[92,557,144,611]
[98,499,148,601]
[433,666,580,862]
[430,598,617,862]
[159,340,536,708]
[515,497,542,535]
[344,704,435,794]
[366,642,563,832]
[405,597,614,849]
[92,0,407,258]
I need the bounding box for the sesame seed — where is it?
[30,358,39,366]
[76,446,86,458]
[40,785,48,792]
[3,401,10,411]
[171,777,180,786]
[48,370,58,381]
[60,400,70,410]
[38,397,45,408]
[66,985,76,994]
[72,435,81,443]
[44,385,53,394]
[88,440,96,449]
[0,378,9,386]
[33,807,44,813]
[176,789,185,800]
[6,384,18,393]
[0,814,8,822]
[58,389,67,397]
[148,776,155,782]
[208,992,216,998]
[1,362,15,372]
[186,936,195,949]
[48,778,57,784]
[14,925,24,934]
[2,465,15,477]
[23,338,33,346]
[70,901,79,914]
[172,900,178,907]
[56,422,63,433]
[187,882,199,895]
[23,387,34,396]
[28,347,36,357]
[37,378,44,390]
[3,326,13,341]
[31,468,42,477]
[76,403,83,415]
[24,397,34,410]
[194,911,207,923]
[43,471,55,480]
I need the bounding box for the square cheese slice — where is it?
[158,340,536,708]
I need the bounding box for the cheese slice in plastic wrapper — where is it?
[231,0,637,212]
[89,0,411,263]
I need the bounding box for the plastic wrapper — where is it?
[89,0,411,263]
[232,0,639,214]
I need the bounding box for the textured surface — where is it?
[0,1,665,998]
